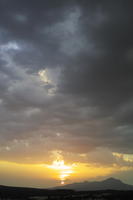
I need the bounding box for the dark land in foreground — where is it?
[0,178,133,200]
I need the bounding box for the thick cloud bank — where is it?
[0,0,133,164]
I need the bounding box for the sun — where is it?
[47,160,75,185]
[61,180,65,185]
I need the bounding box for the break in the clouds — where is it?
[0,0,133,167]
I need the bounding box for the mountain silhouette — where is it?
[54,177,133,191]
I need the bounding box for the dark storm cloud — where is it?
[58,0,133,153]
[0,0,78,69]
[60,0,133,108]
[0,0,133,163]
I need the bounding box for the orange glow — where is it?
[48,160,72,170]
[0,160,133,188]
[47,160,75,184]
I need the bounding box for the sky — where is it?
[0,0,133,188]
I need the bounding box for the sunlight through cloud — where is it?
[47,159,75,185]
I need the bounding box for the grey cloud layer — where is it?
[0,0,133,163]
